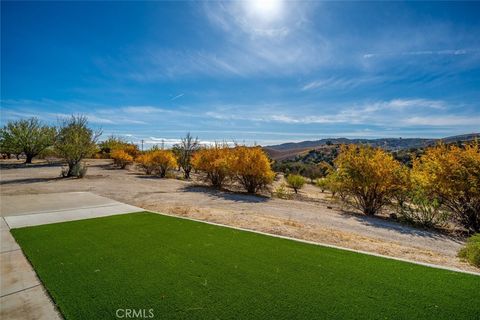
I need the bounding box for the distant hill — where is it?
[264,133,479,161]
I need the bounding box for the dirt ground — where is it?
[1,159,477,272]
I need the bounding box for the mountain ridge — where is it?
[264,133,480,161]
[266,133,479,151]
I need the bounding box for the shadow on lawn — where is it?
[336,209,464,242]
[181,185,270,203]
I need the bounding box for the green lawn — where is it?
[12,212,480,320]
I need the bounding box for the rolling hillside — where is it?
[264,133,479,161]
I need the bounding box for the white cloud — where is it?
[200,98,478,131]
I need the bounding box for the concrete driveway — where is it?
[0,192,142,320]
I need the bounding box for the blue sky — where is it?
[1,1,479,146]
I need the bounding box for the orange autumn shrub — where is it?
[191,145,232,188]
[111,149,134,169]
[136,153,156,175]
[136,150,177,177]
[122,144,140,158]
[150,150,177,178]
[230,146,274,193]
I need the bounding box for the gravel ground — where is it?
[1,159,476,272]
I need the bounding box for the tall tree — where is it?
[173,133,200,179]
[54,115,101,177]
[0,118,55,163]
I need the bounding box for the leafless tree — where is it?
[173,133,200,179]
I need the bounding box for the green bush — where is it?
[396,190,449,228]
[458,233,480,267]
[315,178,327,192]
[286,174,305,194]
[272,183,293,199]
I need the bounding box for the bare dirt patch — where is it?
[1,159,477,273]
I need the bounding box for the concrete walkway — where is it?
[0,192,142,320]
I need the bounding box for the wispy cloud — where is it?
[94,1,328,80]
[301,76,383,91]
[363,49,478,59]
[2,97,478,143]
[121,106,167,114]
[404,115,480,126]
[170,93,185,101]
[203,98,473,128]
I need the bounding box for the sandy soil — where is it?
[0,159,477,272]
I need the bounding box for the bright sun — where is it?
[245,0,284,22]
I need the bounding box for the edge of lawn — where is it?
[145,210,480,276]
[13,209,478,276]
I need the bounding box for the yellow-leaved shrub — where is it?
[151,150,177,178]
[331,144,408,216]
[136,150,177,178]
[191,145,232,188]
[412,142,480,232]
[111,149,134,169]
[230,146,274,193]
[136,153,156,175]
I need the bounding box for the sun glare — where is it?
[245,0,284,22]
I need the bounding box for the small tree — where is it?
[150,150,177,178]
[55,116,101,177]
[191,144,232,188]
[0,117,55,163]
[231,146,275,193]
[332,144,407,216]
[173,133,200,179]
[412,142,480,233]
[286,174,306,194]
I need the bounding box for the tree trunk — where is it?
[67,161,79,177]
[159,168,166,178]
[25,154,33,164]
[461,208,480,233]
[184,168,191,179]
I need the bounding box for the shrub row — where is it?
[192,145,274,194]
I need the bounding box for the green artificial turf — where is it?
[11,212,480,320]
